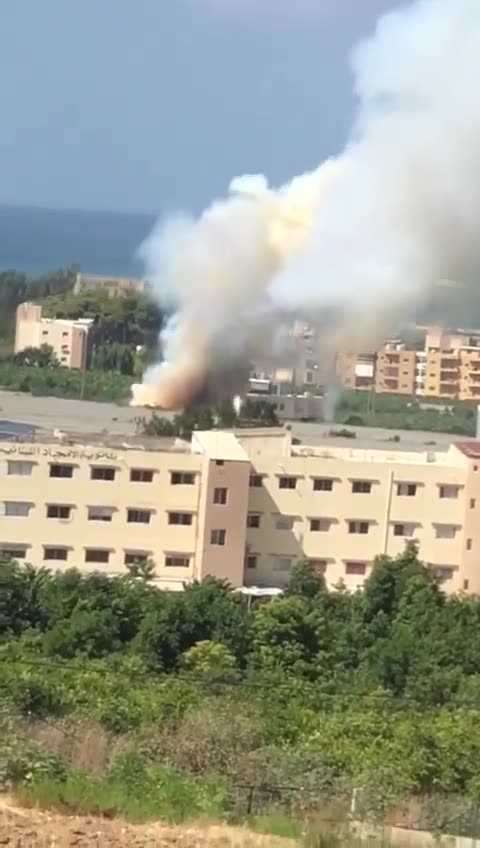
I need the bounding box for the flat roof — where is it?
[193,430,249,461]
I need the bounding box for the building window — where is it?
[213,487,228,505]
[91,466,116,481]
[85,548,110,564]
[124,551,151,565]
[127,509,152,524]
[393,523,415,538]
[464,579,470,590]
[246,555,257,570]
[309,518,331,533]
[439,485,460,499]
[168,512,193,526]
[435,524,458,539]
[279,476,297,490]
[165,554,190,568]
[309,559,328,574]
[276,516,294,530]
[273,557,292,573]
[46,504,71,520]
[0,546,27,559]
[50,464,74,478]
[313,478,334,492]
[88,506,114,522]
[467,538,473,551]
[211,529,226,546]
[345,561,367,576]
[215,460,225,467]
[250,474,263,488]
[170,471,195,486]
[43,547,68,561]
[4,502,31,517]
[470,499,476,509]
[7,461,34,476]
[247,514,261,529]
[130,468,155,483]
[348,520,370,535]
[433,566,454,583]
[352,480,373,494]
[396,483,417,497]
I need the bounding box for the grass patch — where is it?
[20,754,229,824]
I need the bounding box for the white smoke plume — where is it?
[132,0,480,410]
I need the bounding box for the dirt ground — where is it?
[0,798,297,848]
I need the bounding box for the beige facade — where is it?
[15,303,92,370]
[336,327,480,401]
[74,273,147,298]
[1,427,480,595]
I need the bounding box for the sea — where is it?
[0,203,158,278]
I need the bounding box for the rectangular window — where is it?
[170,471,195,486]
[309,559,328,574]
[345,561,367,576]
[43,547,68,562]
[250,474,263,488]
[279,476,297,490]
[213,487,228,505]
[211,529,226,546]
[393,523,415,538]
[0,546,27,559]
[435,524,457,539]
[309,518,331,533]
[4,502,31,517]
[124,551,151,565]
[470,499,476,509]
[88,506,114,522]
[46,504,71,520]
[91,466,116,481]
[246,555,257,570]
[467,538,473,551]
[50,464,74,478]
[434,566,454,582]
[168,512,193,526]
[127,509,152,524]
[313,478,334,492]
[439,485,460,499]
[273,557,292,573]
[276,516,294,530]
[215,460,225,467]
[352,481,372,494]
[165,554,190,568]
[85,548,110,564]
[130,468,155,483]
[247,514,261,529]
[348,521,370,535]
[396,483,417,497]
[7,461,34,476]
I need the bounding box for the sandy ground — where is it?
[0,797,297,848]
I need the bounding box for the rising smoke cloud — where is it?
[132,0,480,410]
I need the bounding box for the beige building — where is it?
[1,426,480,595]
[336,327,480,401]
[15,303,93,370]
[74,273,147,298]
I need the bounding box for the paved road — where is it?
[0,390,474,450]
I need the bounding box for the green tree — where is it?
[286,558,326,599]
[181,640,236,677]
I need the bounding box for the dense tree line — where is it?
[3,545,480,831]
[336,389,476,436]
[0,267,77,338]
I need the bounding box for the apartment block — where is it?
[74,273,147,298]
[2,427,480,595]
[15,303,93,370]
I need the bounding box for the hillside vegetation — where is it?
[3,545,480,838]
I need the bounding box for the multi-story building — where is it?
[74,273,147,298]
[2,426,480,595]
[15,303,93,370]
[336,327,480,402]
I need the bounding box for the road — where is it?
[0,390,474,450]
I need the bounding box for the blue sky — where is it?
[0,0,400,214]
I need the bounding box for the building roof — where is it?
[453,441,480,459]
[192,430,249,462]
